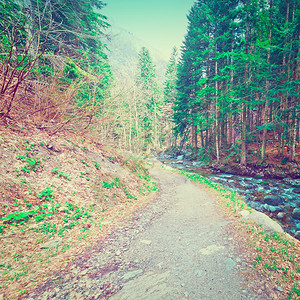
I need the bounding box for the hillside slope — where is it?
[0,127,158,298]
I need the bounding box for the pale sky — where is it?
[102,0,196,60]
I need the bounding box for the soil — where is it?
[209,162,300,180]
[23,163,284,300]
[0,128,156,298]
[170,133,300,179]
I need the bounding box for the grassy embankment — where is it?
[0,128,158,298]
[167,167,300,300]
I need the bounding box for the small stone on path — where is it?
[199,244,225,255]
[239,210,250,218]
[122,269,143,281]
[140,239,152,245]
[40,238,63,249]
[225,258,236,270]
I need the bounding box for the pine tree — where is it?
[173,0,299,164]
[161,47,179,147]
[173,2,205,150]
[136,47,160,150]
[164,47,178,104]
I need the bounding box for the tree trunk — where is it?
[193,124,198,152]
[290,111,297,161]
[241,19,249,166]
[241,104,247,166]
[261,2,273,160]
[215,50,220,162]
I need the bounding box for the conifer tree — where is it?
[164,47,178,104]
[136,47,160,150]
[173,0,299,164]
[163,47,179,147]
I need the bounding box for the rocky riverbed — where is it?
[159,154,300,240]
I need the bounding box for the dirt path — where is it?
[26,167,265,299]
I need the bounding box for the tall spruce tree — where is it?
[136,47,160,150]
[173,0,299,164]
[164,47,178,104]
[162,47,179,147]
[173,2,204,150]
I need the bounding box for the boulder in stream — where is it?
[263,204,280,212]
[263,195,284,206]
[283,179,300,187]
[292,208,300,220]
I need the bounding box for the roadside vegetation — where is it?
[0,129,158,298]
[169,168,300,299]
[0,0,298,298]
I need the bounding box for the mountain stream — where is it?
[159,154,300,240]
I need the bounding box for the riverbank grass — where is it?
[168,168,300,299]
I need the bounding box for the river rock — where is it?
[192,161,205,167]
[292,208,300,220]
[263,195,284,206]
[241,210,284,234]
[283,179,300,187]
[263,204,279,212]
[277,212,285,219]
[293,188,300,194]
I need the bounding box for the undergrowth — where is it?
[0,133,157,298]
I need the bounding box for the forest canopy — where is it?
[173,0,299,165]
[0,0,299,163]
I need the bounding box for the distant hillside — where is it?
[104,26,167,84]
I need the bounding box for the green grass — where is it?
[168,167,299,299]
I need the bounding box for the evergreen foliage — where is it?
[174,0,299,163]
[164,47,178,104]
[136,47,161,150]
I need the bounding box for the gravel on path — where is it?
[26,167,266,300]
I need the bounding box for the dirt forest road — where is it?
[27,166,268,300]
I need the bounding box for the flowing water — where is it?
[159,154,300,240]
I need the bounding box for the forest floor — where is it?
[0,126,158,299]
[208,138,300,179]
[23,161,300,300]
[0,126,299,299]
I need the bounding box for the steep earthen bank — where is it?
[209,161,300,179]
[0,127,158,298]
